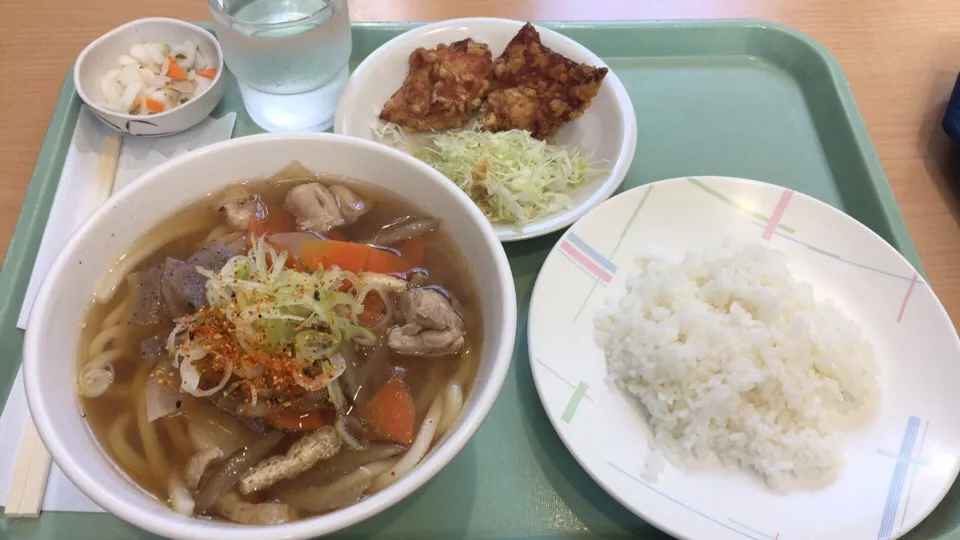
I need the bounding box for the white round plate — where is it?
[528,176,960,540]
[333,18,637,242]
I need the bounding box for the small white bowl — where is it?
[23,133,517,539]
[334,18,638,242]
[74,17,225,136]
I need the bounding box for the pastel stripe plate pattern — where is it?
[528,177,960,540]
[558,232,617,284]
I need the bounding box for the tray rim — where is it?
[0,17,931,537]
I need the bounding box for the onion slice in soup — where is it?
[276,458,396,513]
[145,359,183,422]
[362,216,440,246]
[185,447,224,490]
[168,471,196,516]
[195,431,283,512]
[215,491,298,525]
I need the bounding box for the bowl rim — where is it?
[22,132,518,540]
[333,16,639,243]
[73,17,225,121]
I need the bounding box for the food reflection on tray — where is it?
[373,23,609,226]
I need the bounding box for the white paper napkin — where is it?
[1,106,236,513]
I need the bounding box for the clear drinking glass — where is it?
[209,0,352,132]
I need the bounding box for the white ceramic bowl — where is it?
[22,133,517,540]
[334,18,637,242]
[74,17,225,136]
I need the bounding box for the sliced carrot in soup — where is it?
[295,238,325,271]
[365,247,406,274]
[397,236,425,268]
[248,203,302,268]
[300,240,370,273]
[249,201,296,238]
[295,239,403,274]
[358,290,386,327]
[279,235,421,275]
[264,206,297,235]
[327,241,376,273]
[363,376,415,445]
[249,203,268,238]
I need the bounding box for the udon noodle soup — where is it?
[77,162,481,524]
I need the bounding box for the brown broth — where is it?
[77,163,482,518]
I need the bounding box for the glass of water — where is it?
[209,0,352,132]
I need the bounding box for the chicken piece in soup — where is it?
[77,162,481,524]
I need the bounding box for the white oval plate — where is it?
[528,176,960,540]
[333,18,637,242]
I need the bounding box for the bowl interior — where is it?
[76,18,223,118]
[23,134,515,540]
[334,18,637,241]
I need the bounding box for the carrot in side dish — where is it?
[166,56,188,80]
[144,97,166,112]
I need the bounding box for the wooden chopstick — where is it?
[3,134,122,518]
[3,422,51,517]
[92,135,123,210]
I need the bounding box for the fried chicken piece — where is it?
[379,38,494,132]
[479,23,608,139]
[479,87,541,136]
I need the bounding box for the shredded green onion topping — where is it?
[193,237,375,363]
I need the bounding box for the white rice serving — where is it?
[594,239,878,488]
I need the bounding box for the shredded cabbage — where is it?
[374,122,598,224]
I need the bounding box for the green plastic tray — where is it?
[0,19,950,540]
